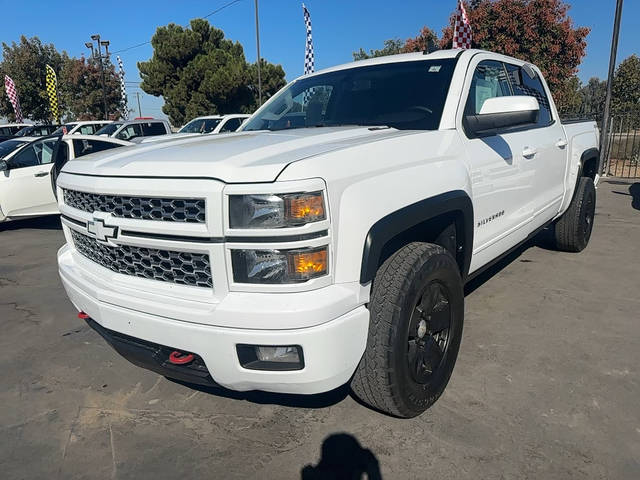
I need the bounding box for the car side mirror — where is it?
[464,96,540,137]
[0,160,8,172]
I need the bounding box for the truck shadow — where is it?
[0,215,62,231]
[301,433,383,479]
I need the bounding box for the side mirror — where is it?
[464,96,540,137]
[0,160,8,172]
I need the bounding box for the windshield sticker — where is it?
[429,65,442,73]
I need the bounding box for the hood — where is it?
[61,126,420,183]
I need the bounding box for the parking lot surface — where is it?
[1,179,639,479]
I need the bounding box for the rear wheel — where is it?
[554,177,596,252]
[351,242,464,418]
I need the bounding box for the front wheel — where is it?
[350,242,464,418]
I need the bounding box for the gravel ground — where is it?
[1,178,639,479]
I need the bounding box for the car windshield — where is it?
[243,59,458,132]
[95,123,123,136]
[52,123,78,135]
[0,139,29,158]
[13,126,33,137]
[179,118,222,134]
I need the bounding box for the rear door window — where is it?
[219,118,243,133]
[141,122,167,136]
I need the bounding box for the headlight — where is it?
[231,246,328,284]
[229,191,325,229]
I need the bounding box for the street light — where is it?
[86,34,110,119]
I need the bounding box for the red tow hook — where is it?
[169,350,195,365]
[78,311,90,319]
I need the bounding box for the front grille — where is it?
[71,230,213,288]
[63,189,206,223]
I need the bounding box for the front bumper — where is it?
[58,245,369,395]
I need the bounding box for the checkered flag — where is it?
[4,75,23,123]
[45,64,60,123]
[453,0,473,50]
[116,56,128,119]
[302,4,314,75]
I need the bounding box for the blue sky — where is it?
[1,0,638,123]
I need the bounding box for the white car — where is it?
[57,49,599,417]
[52,121,112,136]
[95,119,172,141]
[0,123,31,141]
[134,114,251,144]
[0,135,132,223]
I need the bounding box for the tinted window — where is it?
[96,123,123,136]
[244,59,458,131]
[505,64,552,126]
[0,139,28,159]
[73,139,123,158]
[219,118,242,133]
[465,60,512,115]
[115,124,143,140]
[141,122,167,136]
[10,144,40,168]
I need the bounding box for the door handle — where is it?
[34,171,48,177]
[522,147,537,158]
[556,139,568,148]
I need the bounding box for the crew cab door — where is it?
[503,62,567,228]
[0,138,59,218]
[458,58,536,272]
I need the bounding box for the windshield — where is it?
[179,118,222,133]
[0,139,29,159]
[96,123,123,136]
[243,59,457,132]
[53,123,78,135]
[13,126,33,137]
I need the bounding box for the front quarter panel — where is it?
[278,129,471,288]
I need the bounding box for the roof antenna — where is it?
[423,38,440,55]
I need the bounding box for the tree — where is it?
[353,39,404,61]
[403,27,440,53]
[612,54,640,115]
[0,36,67,122]
[138,19,285,126]
[59,57,123,121]
[440,0,589,111]
[580,77,606,114]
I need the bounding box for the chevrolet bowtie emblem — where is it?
[87,218,118,243]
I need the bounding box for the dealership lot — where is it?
[1,179,638,479]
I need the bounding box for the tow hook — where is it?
[169,351,195,365]
[78,311,90,319]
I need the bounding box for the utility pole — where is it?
[254,0,262,106]
[86,34,110,119]
[135,92,142,118]
[599,0,625,176]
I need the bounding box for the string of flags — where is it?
[4,75,23,123]
[453,0,473,50]
[45,64,60,123]
[116,56,128,120]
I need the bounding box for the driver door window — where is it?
[465,60,512,115]
[116,124,143,140]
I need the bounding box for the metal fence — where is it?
[603,112,640,178]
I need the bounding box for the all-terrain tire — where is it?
[554,177,596,252]
[350,242,464,418]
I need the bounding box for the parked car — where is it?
[13,124,61,138]
[0,134,132,223]
[95,118,171,141]
[0,123,31,143]
[56,49,600,417]
[134,114,251,144]
[52,121,112,136]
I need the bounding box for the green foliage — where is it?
[352,39,404,61]
[0,36,67,122]
[612,54,640,115]
[580,77,606,114]
[138,19,285,126]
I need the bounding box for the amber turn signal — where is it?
[289,249,328,276]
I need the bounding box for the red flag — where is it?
[4,75,23,123]
[453,0,473,49]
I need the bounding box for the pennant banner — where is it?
[302,4,314,75]
[116,56,128,119]
[453,0,473,49]
[45,64,60,123]
[4,75,23,123]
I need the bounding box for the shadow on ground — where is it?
[0,215,62,231]
[301,433,383,479]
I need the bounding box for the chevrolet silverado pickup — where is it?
[56,49,599,417]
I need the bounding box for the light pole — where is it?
[86,34,110,119]
[254,0,262,107]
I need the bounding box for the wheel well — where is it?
[377,211,466,276]
[582,156,598,180]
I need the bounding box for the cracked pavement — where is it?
[1,179,639,479]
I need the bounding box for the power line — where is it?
[110,0,244,55]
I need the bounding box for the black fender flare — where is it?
[580,147,599,179]
[359,190,474,284]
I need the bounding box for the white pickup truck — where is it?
[56,49,599,417]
